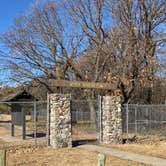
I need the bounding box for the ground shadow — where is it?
[72,139,98,147]
[0,120,11,123]
[26,132,46,138]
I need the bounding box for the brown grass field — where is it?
[0,138,147,166]
[0,125,148,166]
[6,146,148,166]
[110,142,166,159]
[106,136,166,159]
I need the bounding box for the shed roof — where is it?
[1,89,37,102]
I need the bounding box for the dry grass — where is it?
[106,141,166,159]
[0,124,163,165]
[102,134,166,159]
[0,137,146,166]
[6,147,147,166]
[0,131,146,166]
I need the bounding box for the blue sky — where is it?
[0,0,36,34]
[0,0,36,86]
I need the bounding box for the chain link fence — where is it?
[123,104,166,137]
[0,98,101,146]
[71,99,100,143]
[2,100,166,146]
[0,101,47,146]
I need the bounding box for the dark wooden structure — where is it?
[2,90,37,140]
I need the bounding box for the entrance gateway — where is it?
[48,80,122,148]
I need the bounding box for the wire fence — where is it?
[123,104,166,137]
[2,99,166,146]
[0,101,47,146]
[0,98,101,146]
[71,99,100,143]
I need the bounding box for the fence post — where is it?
[149,108,151,133]
[0,150,6,166]
[135,106,137,134]
[126,104,129,136]
[98,153,105,166]
[11,124,14,137]
[22,107,26,140]
[81,109,84,121]
[98,95,102,143]
[34,100,37,146]
[46,93,50,146]
[76,109,79,122]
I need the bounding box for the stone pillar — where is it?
[101,95,122,144]
[49,94,72,148]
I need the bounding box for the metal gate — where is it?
[71,97,101,145]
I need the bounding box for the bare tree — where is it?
[0,1,84,92]
[64,0,166,103]
[111,0,166,103]
[0,0,165,103]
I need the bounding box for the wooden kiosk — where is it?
[2,90,37,140]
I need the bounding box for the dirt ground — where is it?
[0,126,10,135]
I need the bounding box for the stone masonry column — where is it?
[101,95,122,144]
[49,94,72,148]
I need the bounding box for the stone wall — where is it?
[101,96,122,144]
[49,94,72,148]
